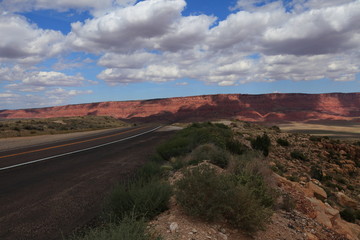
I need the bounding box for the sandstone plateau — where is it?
[0,93,359,122]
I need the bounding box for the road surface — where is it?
[0,125,174,240]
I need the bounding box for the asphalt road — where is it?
[0,125,174,240]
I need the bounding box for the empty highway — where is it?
[0,125,174,240]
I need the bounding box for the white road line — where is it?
[0,126,163,171]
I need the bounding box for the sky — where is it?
[0,0,359,110]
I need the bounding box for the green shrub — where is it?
[69,216,151,240]
[157,122,234,160]
[281,193,296,212]
[135,161,164,181]
[340,208,356,223]
[175,165,272,232]
[251,134,271,156]
[309,136,322,142]
[231,152,276,208]
[310,166,323,181]
[106,178,171,221]
[290,150,308,161]
[286,175,299,182]
[175,165,229,221]
[169,157,186,170]
[270,125,281,132]
[188,144,230,168]
[277,138,290,147]
[226,139,248,155]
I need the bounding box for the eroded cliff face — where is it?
[0,93,359,122]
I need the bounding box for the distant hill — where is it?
[1,93,360,123]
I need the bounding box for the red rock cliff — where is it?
[0,93,359,122]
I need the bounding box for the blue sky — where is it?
[0,0,359,109]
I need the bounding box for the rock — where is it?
[308,197,340,229]
[169,222,179,233]
[332,214,360,240]
[336,192,358,209]
[339,150,347,155]
[306,232,319,240]
[306,181,327,201]
[218,232,228,240]
[1,93,360,122]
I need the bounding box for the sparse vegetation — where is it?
[0,116,128,138]
[68,216,153,240]
[70,148,171,239]
[310,165,323,181]
[175,164,272,232]
[277,138,290,147]
[309,136,322,142]
[290,150,308,161]
[68,120,360,239]
[156,122,247,161]
[340,208,357,223]
[187,144,230,168]
[281,193,296,212]
[251,133,271,156]
[106,178,171,221]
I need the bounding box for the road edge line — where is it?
[0,126,163,171]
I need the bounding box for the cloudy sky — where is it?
[0,0,359,110]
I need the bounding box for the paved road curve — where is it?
[0,125,174,240]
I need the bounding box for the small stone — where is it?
[218,232,228,240]
[307,181,327,201]
[336,192,358,208]
[169,222,179,233]
[220,228,226,234]
[192,228,197,233]
[306,232,319,240]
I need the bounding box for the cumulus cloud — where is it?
[68,0,215,53]
[0,14,65,64]
[95,0,359,86]
[22,71,85,86]
[0,65,89,94]
[0,65,26,82]
[262,1,360,55]
[0,88,93,109]
[291,0,355,11]
[1,0,360,109]
[0,0,137,16]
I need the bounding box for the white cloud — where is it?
[68,0,215,53]
[98,52,158,69]
[0,65,26,82]
[1,65,88,90]
[6,84,46,92]
[262,1,360,55]
[176,82,188,86]
[292,0,355,11]
[0,0,137,16]
[0,92,19,98]
[0,14,65,64]
[0,88,93,109]
[1,0,360,109]
[22,71,85,86]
